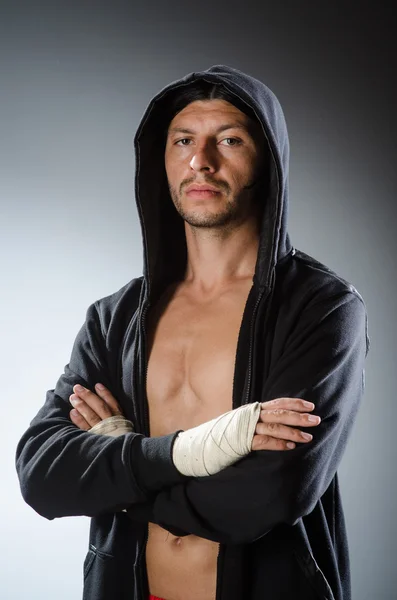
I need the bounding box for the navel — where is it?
[172,536,183,547]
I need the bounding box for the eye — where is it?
[175,138,192,146]
[219,137,242,146]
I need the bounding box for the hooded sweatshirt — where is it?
[15,65,370,600]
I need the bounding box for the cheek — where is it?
[228,166,253,190]
[226,153,257,185]
[241,155,260,186]
[165,149,185,182]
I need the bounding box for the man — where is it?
[16,65,369,600]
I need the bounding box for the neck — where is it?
[183,213,260,296]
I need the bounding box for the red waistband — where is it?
[149,596,166,600]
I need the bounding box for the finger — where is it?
[72,385,113,420]
[259,408,321,427]
[251,434,296,452]
[69,394,104,428]
[94,383,123,415]
[70,408,91,431]
[261,397,315,412]
[255,421,314,444]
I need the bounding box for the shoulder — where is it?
[278,248,366,306]
[91,276,145,336]
[276,249,369,353]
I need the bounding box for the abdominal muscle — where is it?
[145,397,223,600]
[145,524,220,600]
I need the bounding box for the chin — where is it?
[172,192,241,227]
[182,208,240,228]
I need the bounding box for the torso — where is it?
[145,277,252,600]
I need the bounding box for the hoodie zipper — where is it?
[215,283,267,600]
[242,287,265,406]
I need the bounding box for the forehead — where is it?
[168,99,261,136]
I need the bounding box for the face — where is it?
[165,99,265,229]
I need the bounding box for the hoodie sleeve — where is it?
[126,290,369,544]
[15,300,187,521]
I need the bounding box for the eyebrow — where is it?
[168,123,250,135]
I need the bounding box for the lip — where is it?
[185,183,221,194]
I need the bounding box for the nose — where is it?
[189,142,217,173]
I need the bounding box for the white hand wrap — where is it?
[87,415,134,437]
[86,415,135,514]
[172,402,261,477]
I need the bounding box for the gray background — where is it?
[1,1,395,598]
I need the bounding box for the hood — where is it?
[134,64,293,303]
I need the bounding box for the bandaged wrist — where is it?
[88,415,135,437]
[172,402,261,477]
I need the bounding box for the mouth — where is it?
[185,183,222,197]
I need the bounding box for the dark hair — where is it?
[165,79,259,125]
[161,79,262,144]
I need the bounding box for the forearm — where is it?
[15,412,187,520]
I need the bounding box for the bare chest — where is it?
[146,281,252,436]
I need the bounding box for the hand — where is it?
[251,397,321,451]
[69,383,124,431]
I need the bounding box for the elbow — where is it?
[16,460,68,520]
[19,478,58,520]
[16,439,57,519]
[222,498,310,545]
[282,489,325,529]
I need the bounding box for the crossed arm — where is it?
[69,386,321,465]
[16,289,368,544]
[69,291,367,544]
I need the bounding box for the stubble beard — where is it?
[168,182,253,230]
